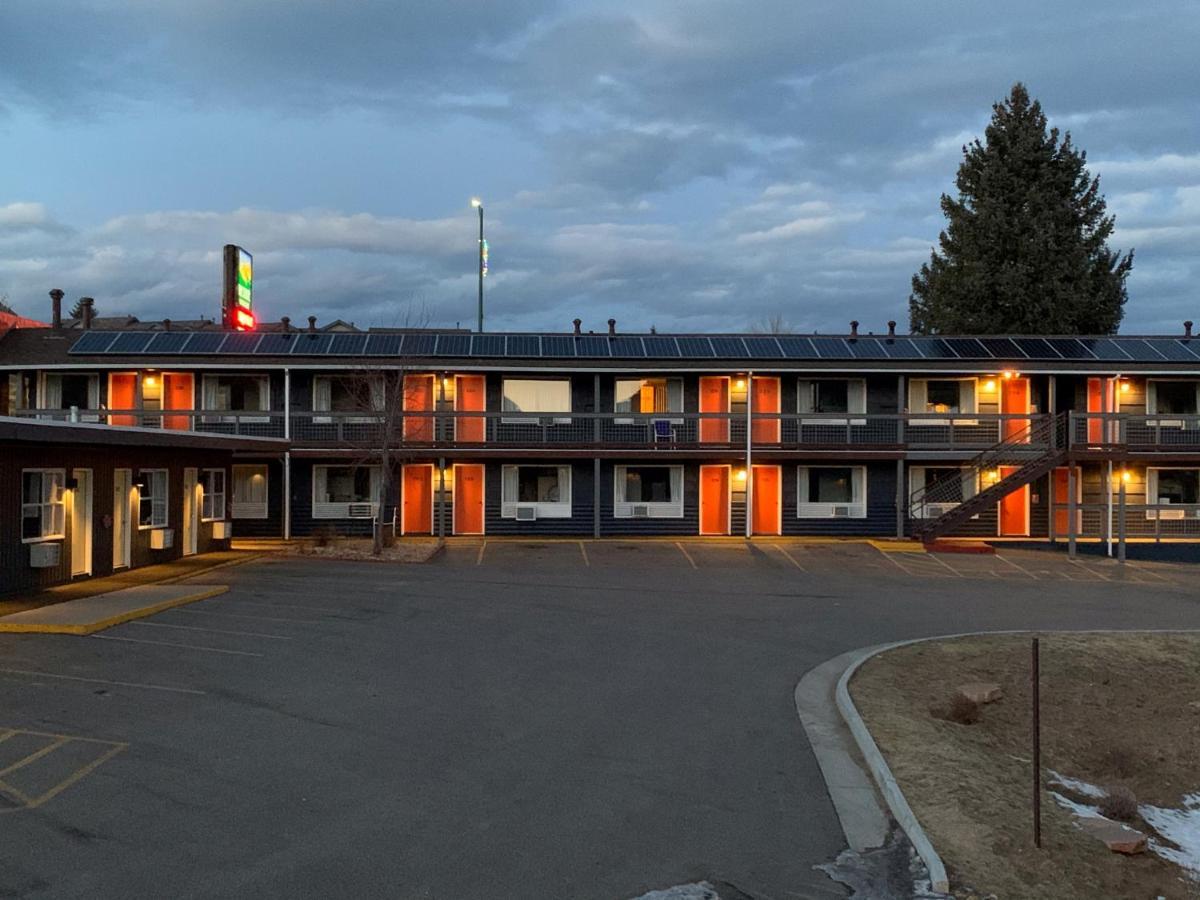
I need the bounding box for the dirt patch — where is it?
[285,538,442,563]
[850,633,1200,899]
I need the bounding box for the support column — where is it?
[896,374,906,540]
[283,367,291,541]
[745,370,753,538]
[593,458,601,539]
[896,459,905,538]
[437,457,446,538]
[1067,465,1077,559]
[1117,479,1127,564]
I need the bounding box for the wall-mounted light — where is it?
[1002,370,1015,380]
[1121,469,1132,483]
[735,468,747,482]
[734,378,746,390]
[1120,380,1131,393]
[144,374,158,387]
[983,379,997,392]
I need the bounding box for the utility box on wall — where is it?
[210,521,231,540]
[149,528,175,550]
[29,542,62,568]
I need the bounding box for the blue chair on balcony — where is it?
[652,418,675,445]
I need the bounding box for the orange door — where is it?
[108,373,137,426]
[456,375,486,442]
[699,377,729,443]
[751,377,780,444]
[454,464,485,534]
[752,465,781,535]
[402,465,433,534]
[162,372,193,430]
[1001,377,1030,442]
[699,465,730,535]
[403,375,434,442]
[1053,467,1080,535]
[998,465,1029,536]
[1087,377,1104,444]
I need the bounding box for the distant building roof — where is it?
[0,311,48,333]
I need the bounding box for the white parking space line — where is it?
[876,549,923,576]
[168,607,324,625]
[927,554,964,577]
[1068,558,1112,580]
[996,554,1039,579]
[0,667,206,696]
[579,541,590,567]
[90,635,264,657]
[129,621,292,640]
[209,598,344,614]
[772,544,807,571]
[1124,561,1172,582]
[476,540,488,565]
[675,542,698,569]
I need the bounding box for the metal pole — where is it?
[1118,479,1127,564]
[1106,460,1114,557]
[896,459,905,538]
[438,457,446,538]
[745,372,753,539]
[476,205,484,333]
[1067,465,1077,559]
[1032,636,1041,849]
[593,458,601,539]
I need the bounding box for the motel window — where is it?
[201,469,226,521]
[1149,469,1199,505]
[614,465,684,518]
[501,379,571,424]
[797,466,866,518]
[614,379,683,417]
[798,379,866,421]
[909,379,977,422]
[501,465,572,518]
[312,465,381,519]
[313,376,384,422]
[1148,381,1200,417]
[21,469,66,542]
[138,469,169,529]
[909,466,977,517]
[202,375,270,413]
[40,373,99,413]
[7,373,35,413]
[232,465,269,519]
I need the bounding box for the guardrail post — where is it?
[1067,466,1077,559]
[895,459,905,538]
[1117,480,1127,564]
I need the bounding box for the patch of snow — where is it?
[1049,789,1102,820]
[1048,770,1106,801]
[1140,792,1200,880]
[630,884,720,900]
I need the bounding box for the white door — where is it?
[183,467,199,556]
[71,468,93,576]
[113,468,132,569]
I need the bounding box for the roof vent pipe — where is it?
[608,318,616,335]
[163,319,171,331]
[281,316,291,332]
[307,316,317,333]
[573,318,581,335]
[887,320,896,338]
[1186,321,1194,338]
[79,297,94,330]
[49,289,63,329]
[849,320,859,338]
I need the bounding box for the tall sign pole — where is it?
[472,199,484,332]
[222,244,256,331]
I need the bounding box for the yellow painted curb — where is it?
[0,586,229,636]
[868,539,927,554]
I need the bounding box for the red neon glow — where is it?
[233,308,256,331]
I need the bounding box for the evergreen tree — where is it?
[909,83,1133,335]
[68,298,97,319]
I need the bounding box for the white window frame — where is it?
[1146,380,1200,428]
[1146,467,1200,520]
[137,469,169,530]
[38,372,100,421]
[21,468,66,543]
[312,375,383,424]
[613,378,684,425]
[231,464,269,519]
[312,464,381,519]
[909,465,978,518]
[614,465,684,518]
[501,464,572,518]
[796,465,867,519]
[501,378,571,424]
[798,378,867,425]
[201,468,226,522]
[909,377,978,426]
[201,374,270,423]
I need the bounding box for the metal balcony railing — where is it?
[1067,412,1200,452]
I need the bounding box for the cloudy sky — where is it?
[1,0,1197,334]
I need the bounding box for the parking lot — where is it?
[1,541,1198,899]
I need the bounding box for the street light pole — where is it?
[471,198,484,333]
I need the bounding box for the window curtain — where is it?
[847,380,867,415]
[959,380,976,414]
[502,379,569,412]
[797,380,814,414]
[502,465,519,503]
[370,378,386,411]
[42,373,62,410]
[909,380,927,413]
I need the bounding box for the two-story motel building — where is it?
[4,312,1200,547]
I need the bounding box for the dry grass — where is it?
[1099,785,1139,822]
[850,633,1200,899]
[288,537,442,563]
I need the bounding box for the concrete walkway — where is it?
[0,584,228,634]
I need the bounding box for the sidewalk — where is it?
[0,584,229,634]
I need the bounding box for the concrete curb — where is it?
[0,586,229,635]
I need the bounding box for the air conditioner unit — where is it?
[210,520,232,539]
[29,542,61,568]
[150,528,175,549]
[347,504,374,519]
[515,506,538,522]
[832,506,850,518]
[631,505,650,518]
[1150,508,1186,521]
[926,502,959,517]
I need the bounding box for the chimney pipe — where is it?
[49,289,63,329]
[79,297,94,330]
[1186,321,1194,338]
[163,319,171,332]
[849,320,859,338]
[573,318,581,335]
[887,320,896,338]
[281,316,291,332]
[307,316,317,333]
[607,318,616,335]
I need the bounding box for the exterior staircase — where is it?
[910,413,1068,543]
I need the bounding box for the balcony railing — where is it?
[1067,412,1200,452]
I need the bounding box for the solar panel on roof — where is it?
[69,332,119,354]
[676,337,715,358]
[574,336,610,357]
[401,333,436,355]
[290,333,332,354]
[181,332,225,354]
[1012,338,1059,359]
[978,337,1026,359]
[434,334,471,356]
[363,333,402,355]
[219,332,261,354]
[920,338,958,358]
[471,334,505,356]
[710,336,747,357]
[1081,338,1131,361]
[642,336,681,358]
[847,337,888,359]
[810,337,850,359]
[943,338,988,358]
[743,336,783,358]
[143,332,191,354]
[776,336,817,358]
[506,335,541,357]
[881,338,927,359]
[108,332,155,353]
[254,333,295,354]
[609,336,646,358]
[328,333,368,355]
[1045,338,1094,360]
[540,336,576,357]
[1177,341,1200,361]
[1145,339,1200,362]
